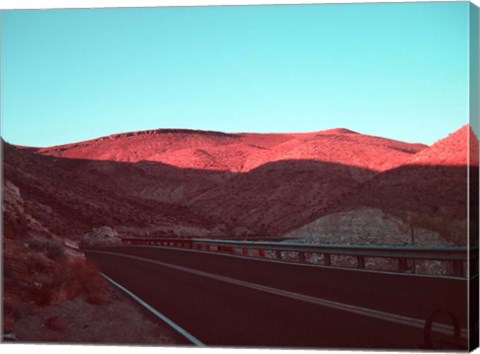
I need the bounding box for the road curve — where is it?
[84,246,468,349]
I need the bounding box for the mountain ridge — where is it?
[3,124,476,244]
[35,127,428,173]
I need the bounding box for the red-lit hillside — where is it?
[38,128,425,172]
[408,125,479,166]
[21,128,428,237]
[3,125,475,242]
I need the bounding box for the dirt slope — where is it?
[26,128,426,236]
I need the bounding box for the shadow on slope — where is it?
[3,140,474,244]
[320,164,472,245]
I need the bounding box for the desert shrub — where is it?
[27,240,66,262]
[44,242,66,261]
[67,259,108,305]
[6,238,109,320]
[30,260,108,306]
[26,253,107,307]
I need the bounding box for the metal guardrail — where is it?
[121,237,478,278]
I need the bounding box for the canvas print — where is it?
[1,1,479,351]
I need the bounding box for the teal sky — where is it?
[0,2,473,147]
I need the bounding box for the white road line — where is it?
[90,250,467,339]
[100,272,206,347]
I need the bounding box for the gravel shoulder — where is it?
[11,281,184,345]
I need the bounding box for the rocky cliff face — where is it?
[3,179,91,332]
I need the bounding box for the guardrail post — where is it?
[299,252,306,263]
[243,248,249,256]
[398,258,408,272]
[259,249,265,257]
[276,250,282,260]
[357,256,365,269]
[324,254,331,266]
[453,261,464,277]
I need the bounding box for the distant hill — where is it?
[3,125,475,245]
[37,127,426,172]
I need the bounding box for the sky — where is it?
[0,1,475,147]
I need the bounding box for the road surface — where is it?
[84,246,468,349]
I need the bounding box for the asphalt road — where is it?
[84,246,468,349]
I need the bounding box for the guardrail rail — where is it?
[121,237,478,278]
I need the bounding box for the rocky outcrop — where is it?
[3,180,95,334]
[285,208,457,275]
[3,180,52,241]
[286,208,451,246]
[80,226,121,247]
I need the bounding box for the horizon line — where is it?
[4,124,475,149]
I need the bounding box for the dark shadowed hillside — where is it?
[3,125,476,242]
[286,125,478,246]
[9,128,430,238]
